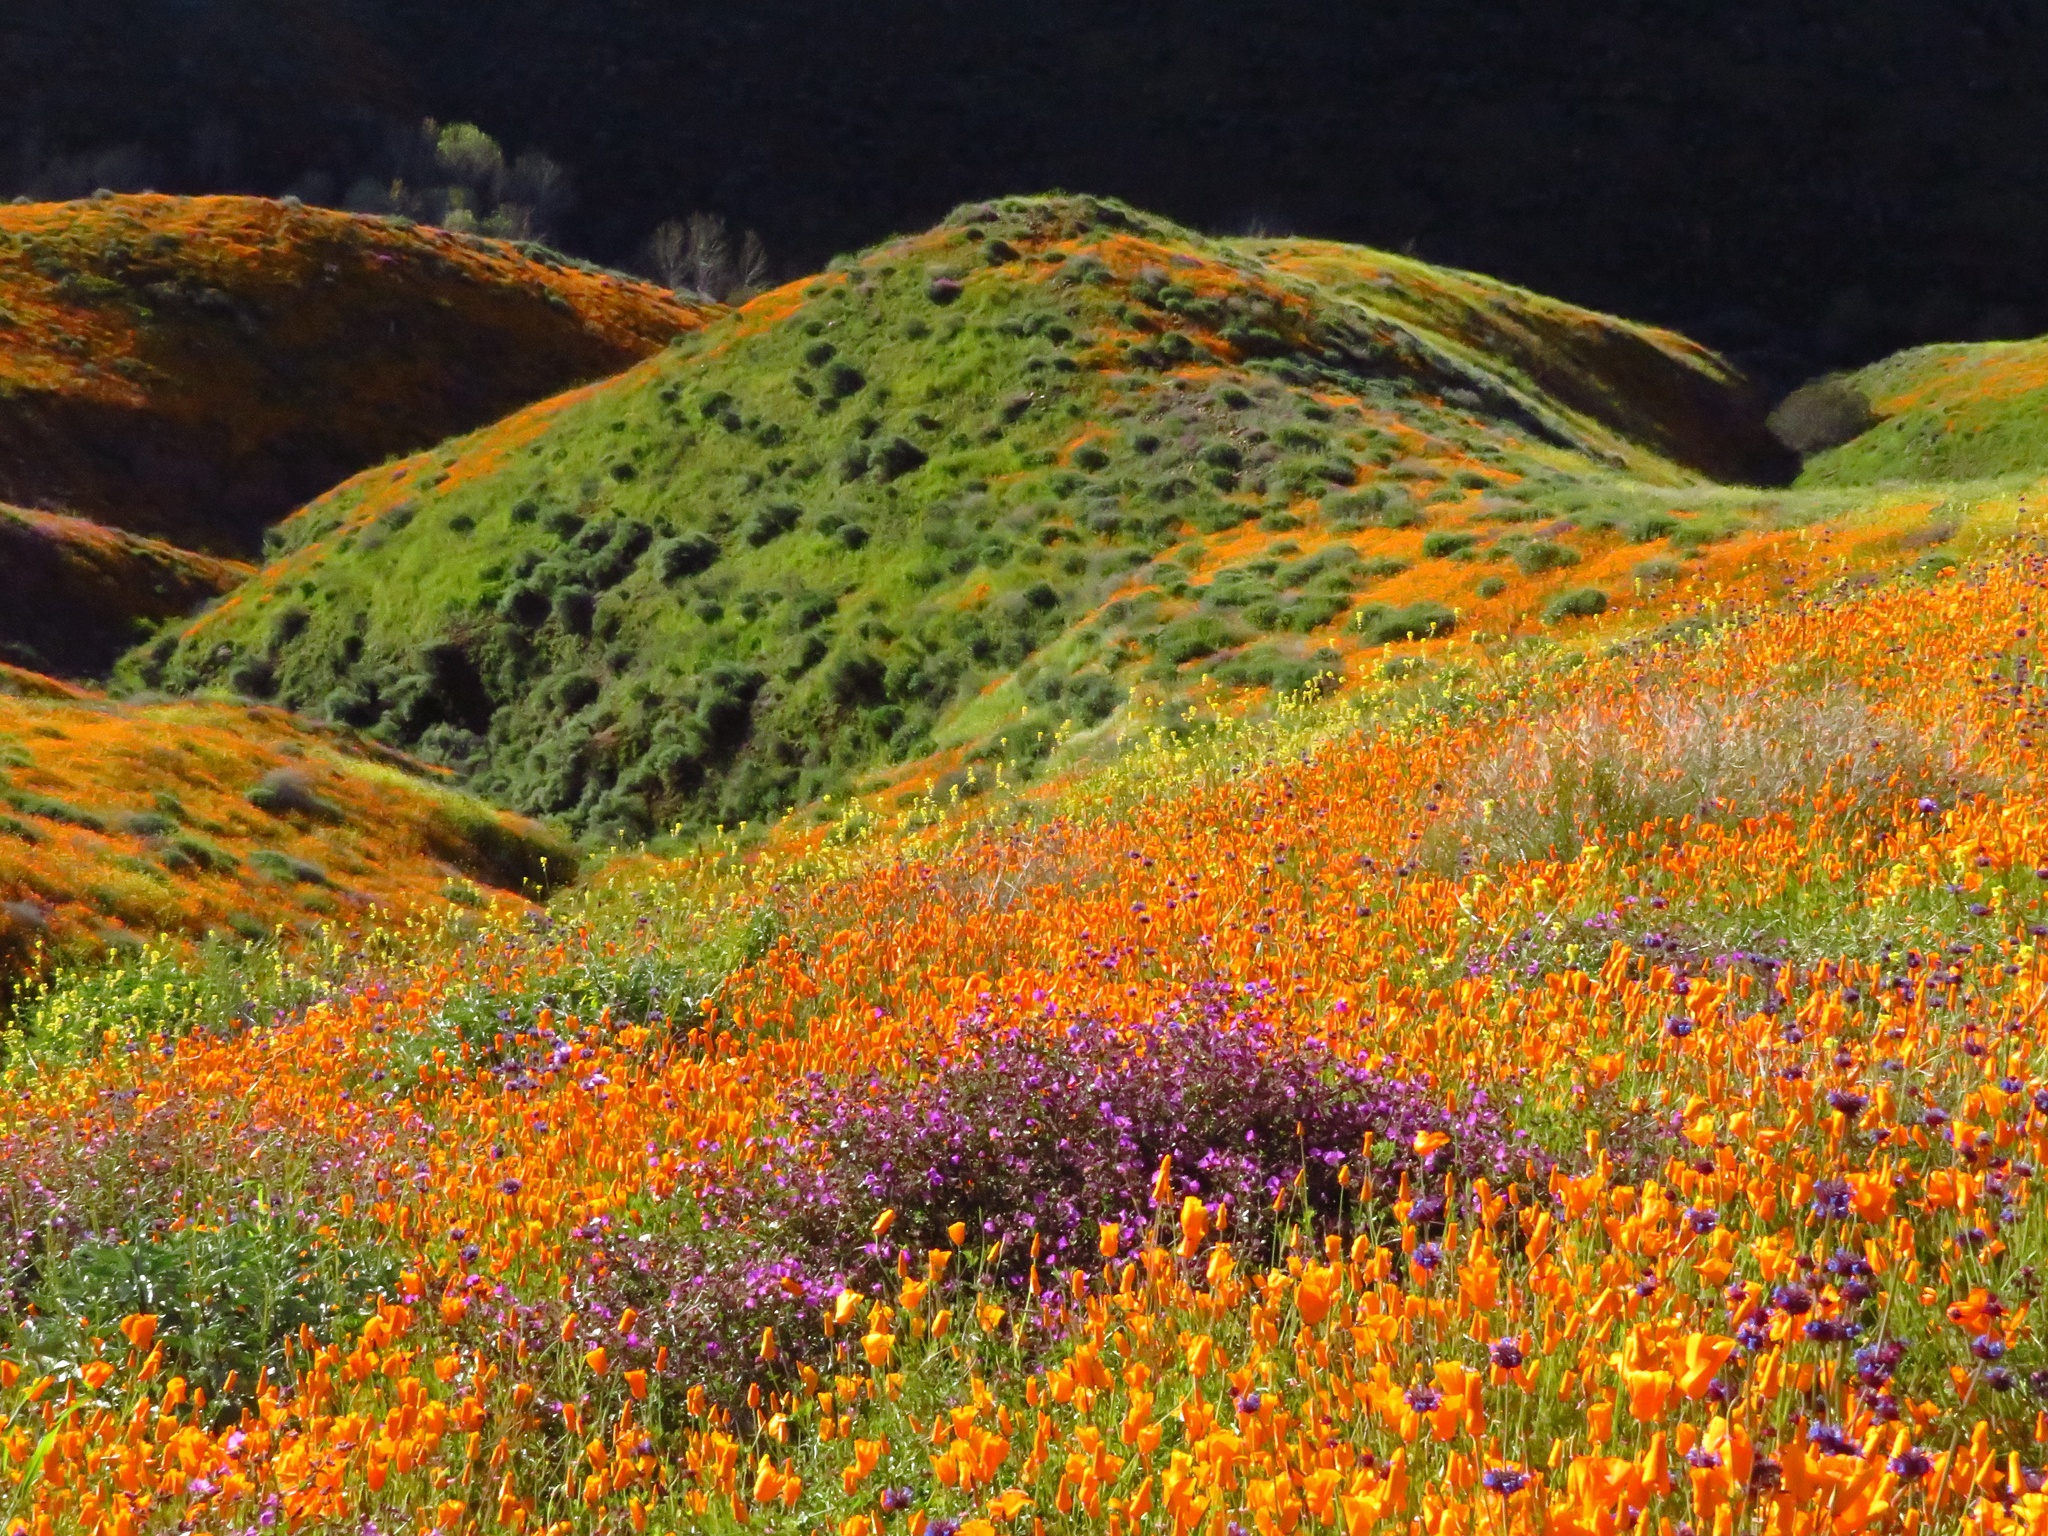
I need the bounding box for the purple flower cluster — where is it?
[560,982,1544,1395]
[704,981,1542,1278]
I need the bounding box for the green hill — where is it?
[129,194,1791,840]
[1794,336,2048,487]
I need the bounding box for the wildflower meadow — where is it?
[9,539,2048,1536]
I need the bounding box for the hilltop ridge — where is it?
[0,194,718,553]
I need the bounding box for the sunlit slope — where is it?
[136,193,1792,839]
[0,502,248,677]
[0,194,718,552]
[1255,239,1793,484]
[1799,336,2048,487]
[0,671,576,980]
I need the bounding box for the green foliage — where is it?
[1543,586,1610,622]
[1352,602,1456,644]
[18,1221,400,1407]
[1154,612,1250,665]
[245,768,345,822]
[1206,643,1342,693]
[1512,539,1580,575]
[1421,531,1477,558]
[127,193,1796,842]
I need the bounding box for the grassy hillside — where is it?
[134,194,1798,840]
[1255,240,1793,484]
[0,502,248,676]
[1798,336,2048,487]
[0,667,576,989]
[0,194,718,552]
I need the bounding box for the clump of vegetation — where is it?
[343,119,573,242]
[1767,375,1878,456]
[1543,586,1609,622]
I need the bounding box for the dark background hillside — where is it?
[5,1,2043,391]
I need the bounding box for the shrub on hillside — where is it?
[1767,377,1878,457]
[578,989,1542,1388]
[1422,531,1477,558]
[1543,587,1609,622]
[1514,540,1580,575]
[245,769,344,823]
[1352,602,1456,644]
[1431,685,1984,868]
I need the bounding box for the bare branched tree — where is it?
[641,212,770,301]
[645,219,691,289]
[738,229,770,297]
[685,212,730,295]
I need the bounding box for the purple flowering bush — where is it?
[751,982,1540,1264]
[560,982,1543,1393]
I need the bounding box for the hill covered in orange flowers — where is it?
[1797,336,2048,488]
[0,665,575,989]
[0,194,719,554]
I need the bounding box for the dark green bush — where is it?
[555,586,596,635]
[1543,587,1610,622]
[874,436,929,480]
[1354,603,1456,644]
[659,533,721,579]
[249,847,328,884]
[1061,670,1123,725]
[1421,531,1477,558]
[500,583,551,626]
[3,791,106,832]
[1207,643,1340,694]
[746,503,803,546]
[828,652,888,706]
[1154,613,1248,664]
[1514,540,1580,575]
[246,769,345,823]
[1624,512,1681,542]
[556,672,602,710]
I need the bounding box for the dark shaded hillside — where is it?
[0,195,716,554]
[4,2,2045,388]
[0,504,248,677]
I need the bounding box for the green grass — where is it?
[1797,338,2048,487]
[127,193,1798,840]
